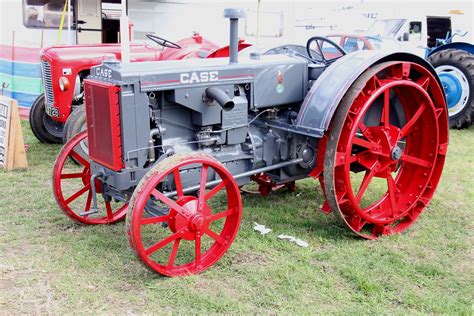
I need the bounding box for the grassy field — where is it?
[0,122,473,314]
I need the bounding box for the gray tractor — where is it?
[52,9,449,276]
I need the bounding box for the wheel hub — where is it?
[435,65,470,116]
[391,146,403,161]
[357,125,401,174]
[439,72,462,108]
[168,196,211,240]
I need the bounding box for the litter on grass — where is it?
[253,222,272,235]
[253,223,309,247]
[278,235,309,248]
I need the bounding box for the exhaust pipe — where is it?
[224,8,244,64]
[205,87,234,111]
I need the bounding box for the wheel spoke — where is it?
[198,164,209,211]
[355,168,376,203]
[207,208,235,222]
[203,228,225,244]
[152,189,189,218]
[70,150,89,167]
[400,153,432,168]
[65,184,90,205]
[167,238,181,267]
[141,215,169,225]
[60,172,83,179]
[400,103,426,137]
[195,234,202,268]
[416,76,430,90]
[348,151,369,165]
[386,172,397,215]
[205,179,229,200]
[173,169,184,199]
[381,89,390,128]
[352,136,378,150]
[145,229,184,256]
[105,202,113,220]
[358,121,373,142]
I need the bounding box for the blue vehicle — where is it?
[427,33,474,129]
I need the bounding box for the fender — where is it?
[296,50,443,135]
[427,42,474,57]
[206,42,252,58]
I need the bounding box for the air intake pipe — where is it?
[205,87,234,111]
[224,8,244,64]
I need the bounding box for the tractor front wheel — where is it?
[324,61,448,239]
[52,131,128,224]
[127,153,242,276]
[29,94,63,143]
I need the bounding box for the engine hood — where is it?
[40,43,163,64]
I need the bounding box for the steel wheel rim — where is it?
[436,65,470,116]
[326,62,448,239]
[128,156,242,276]
[52,131,128,224]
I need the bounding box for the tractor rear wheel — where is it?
[127,153,242,276]
[52,131,128,224]
[324,61,448,239]
[428,49,474,129]
[29,94,63,143]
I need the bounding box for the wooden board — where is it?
[0,96,28,170]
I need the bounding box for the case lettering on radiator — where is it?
[180,71,219,84]
[95,67,113,79]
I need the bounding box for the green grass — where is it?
[0,121,473,314]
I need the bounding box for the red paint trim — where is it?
[141,74,254,86]
[141,79,180,86]
[0,45,41,63]
[219,74,255,79]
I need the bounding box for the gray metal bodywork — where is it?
[85,30,438,199]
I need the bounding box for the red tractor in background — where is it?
[29,32,250,146]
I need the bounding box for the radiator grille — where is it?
[40,60,54,106]
[84,79,123,171]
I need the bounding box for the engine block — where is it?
[85,53,316,194]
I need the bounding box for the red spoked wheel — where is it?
[127,153,242,276]
[324,61,448,239]
[52,131,128,224]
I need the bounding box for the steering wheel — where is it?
[146,34,181,49]
[306,36,347,65]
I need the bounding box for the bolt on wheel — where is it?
[324,61,448,239]
[52,131,128,224]
[127,153,242,276]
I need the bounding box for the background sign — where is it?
[0,96,28,170]
[0,99,10,167]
